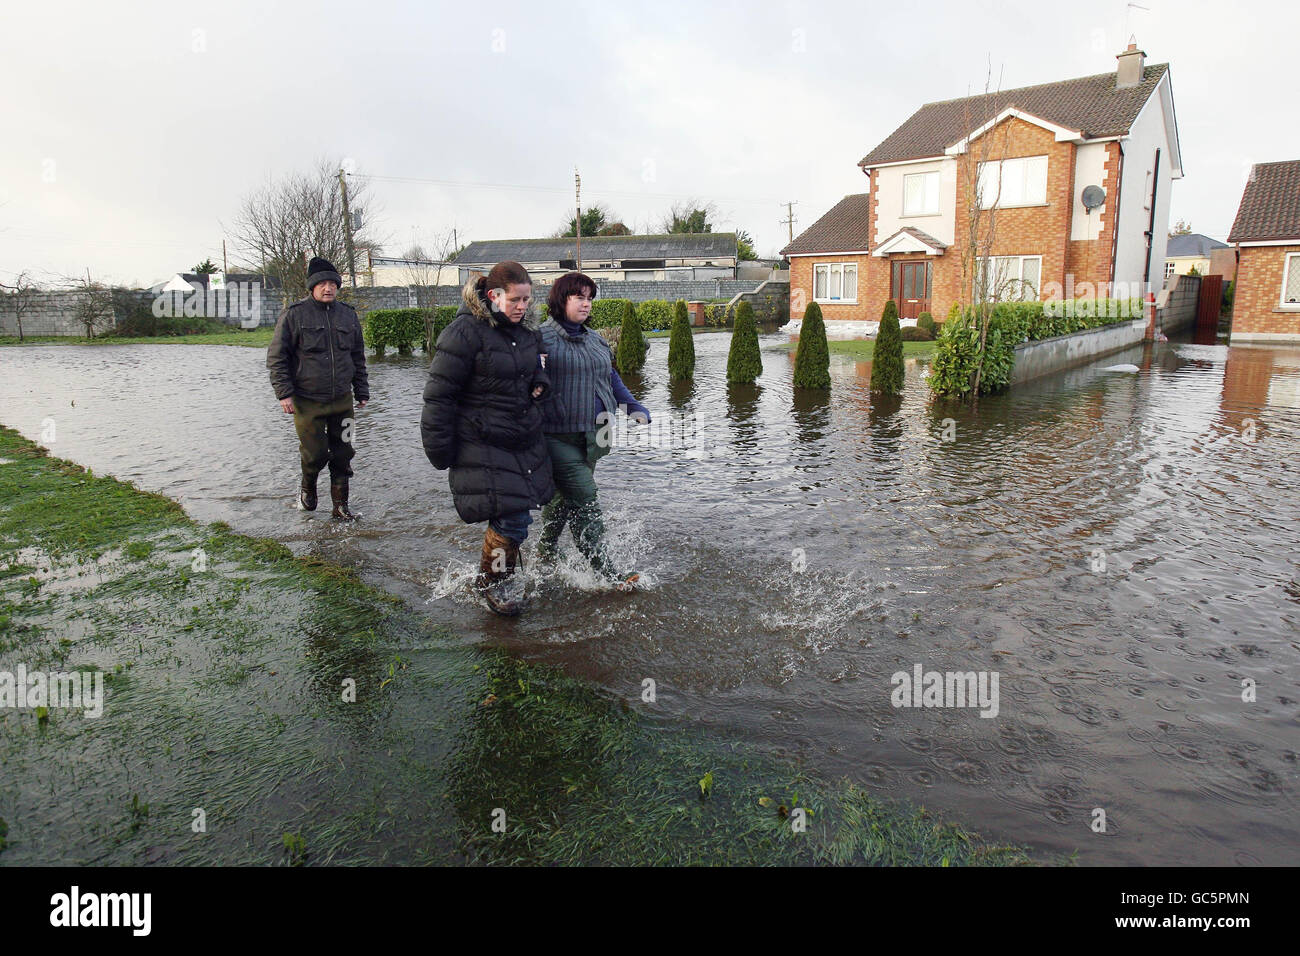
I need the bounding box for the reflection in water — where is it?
[3,333,1299,865]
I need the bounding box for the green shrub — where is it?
[927,309,1016,398]
[667,300,695,382]
[900,325,931,341]
[870,300,904,395]
[705,303,732,327]
[726,301,762,384]
[917,311,935,338]
[425,305,458,352]
[589,298,630,329]
[1223,279,1235,309]
[792,301,830,389]
[615,301,647,374]
[364,308,425,355]
[636,299,673,332]
[111,312,231,337]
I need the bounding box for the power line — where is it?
[349,172,781,207]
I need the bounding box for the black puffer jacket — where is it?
[266,296,369,403]
[420,278,556,523]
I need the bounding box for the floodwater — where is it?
[1,329,1297,866]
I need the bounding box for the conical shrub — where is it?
[615,300,646,375]
[667,300,695,382]
[726,300,762,384]
[870,299,904,395]
[792,301,830,389]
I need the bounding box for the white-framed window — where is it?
[903,170,940,216]
[1282,253,1300,309]
[977,155,1049,208]
[813,262,858,303]
[1165,261,1177,279]
[975,255,1043,302]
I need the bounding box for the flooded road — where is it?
[2,331,1297,865]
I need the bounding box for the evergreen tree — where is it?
[615,300,647,375]
[870,299,904,395]
[667,299,695,382]
[792,301,830,389]
[726,301,762,384]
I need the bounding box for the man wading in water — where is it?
[267,256,369,519]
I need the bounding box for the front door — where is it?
[894,261,931,320]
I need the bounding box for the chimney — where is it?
[1116,42,1146,89]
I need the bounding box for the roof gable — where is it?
[780,194,871,256]
[860,64,1169,167]
[1228,161,1300,243]
[1166,233,1228,257]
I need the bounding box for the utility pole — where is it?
[780,201,799,244]
[222,239,227,274]
[338,167,358,288]
[574,167,583,272]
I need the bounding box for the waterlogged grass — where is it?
[780,339,938,360]
[0,329,274,348]
[0,424,1046,865]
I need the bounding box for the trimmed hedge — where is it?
[615,301,647,374]
[900,325,932,342]
[870,299,904,395]
[589,298,630,330]
[667,300,695,382]
[792,301,830,389]
[636,299,674,332]
[726,301,761,384]
[917,311,934,338]
[365,308,425,355]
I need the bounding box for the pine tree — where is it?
[615,300,646,375]
[870,299,904,395]
[792,301,830,389]
[667,299,695,382]
[726,300,762,384]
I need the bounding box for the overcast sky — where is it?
[2,0,1295,288]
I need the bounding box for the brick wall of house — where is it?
[789,254,874,320]
[1231,245,1300,339]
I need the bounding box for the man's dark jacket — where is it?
[267,296,369,403]
[421,278,555,524]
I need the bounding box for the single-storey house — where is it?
[1227,159,1300,345]
[453,233,739,284]
[783,44,1182,335]
[1164,233,1229,279]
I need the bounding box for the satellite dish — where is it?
[1081,185,1106,211]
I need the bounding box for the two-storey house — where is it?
[783,45,1182,334]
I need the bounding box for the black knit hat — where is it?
[306,256,343,291]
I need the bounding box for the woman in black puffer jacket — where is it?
[421,260,555,616]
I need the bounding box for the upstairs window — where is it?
[977,156,1048,208]
[903,171,940,216]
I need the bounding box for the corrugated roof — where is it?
[1166,233,1228,257]
[1228,160,1300,242]
[454,233,738,264]
[859,64,1169,168]
[780,194,871,256]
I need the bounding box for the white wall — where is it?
[1113,73,1178,294]
[1070,142,1110,241]
[872,158,958,247]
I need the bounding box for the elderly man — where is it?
[267,256,369,519]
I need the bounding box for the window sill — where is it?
[1273,306,1300,313]
[899,212,942,219]
[813,299,859,305]
[979,202,1050,210]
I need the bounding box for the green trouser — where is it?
[538,431,617,576]
[293,394,355,481]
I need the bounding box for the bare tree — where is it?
[660,200,719,234]
[955,66,1019,398]
[0,270,38,341]
[400,229,461,308]
[226,159,385,300]
[66,271,116,338]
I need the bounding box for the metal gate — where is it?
[1195,273,1223,343]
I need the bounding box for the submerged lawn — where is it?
[0,329,274,348]
[779,339,939,360]
[0,425,1044,865]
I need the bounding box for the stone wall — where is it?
[2,278,775,335]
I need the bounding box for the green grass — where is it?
[781,338,938,360]
[644,328,730,339]
[0,329,274,348]
[0,424,1049,866]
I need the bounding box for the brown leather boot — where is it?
[476,527,524,616]
[330,478,357,520]
[298,472,318,511]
